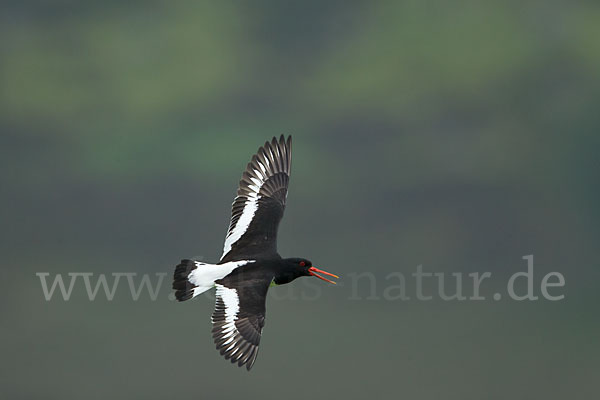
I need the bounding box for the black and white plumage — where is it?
[211,284,265,368]
[172,135,338,371]
[220,135,292,262]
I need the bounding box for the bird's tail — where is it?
[172,259,199,301]
[173,259,238,301]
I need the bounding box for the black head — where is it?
[274,257,338,285]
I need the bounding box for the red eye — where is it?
[299,261,305,267]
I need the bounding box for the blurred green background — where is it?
[1,1,599,399]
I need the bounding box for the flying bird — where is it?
[172,135,338,370]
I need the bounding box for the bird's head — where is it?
[280,258,339,285]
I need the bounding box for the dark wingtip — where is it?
[277,134,291,145]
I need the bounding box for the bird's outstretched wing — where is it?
[220,135,292,262]
[211,282,269,370]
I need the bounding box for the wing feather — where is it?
[212,284,268,370]
[220,135,292,262]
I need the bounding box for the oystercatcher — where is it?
[172,135,338,370]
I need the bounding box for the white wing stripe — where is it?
[253,168,264,179]
[226,342,237,352]
[222,336,235,346]
[222,198,259,257]
[257,161,267,174]
[221,137,290,260]
[221,159,268,258]
[216,285,239,321]
[214,284,245,353]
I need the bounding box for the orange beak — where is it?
[308,266,339,284]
